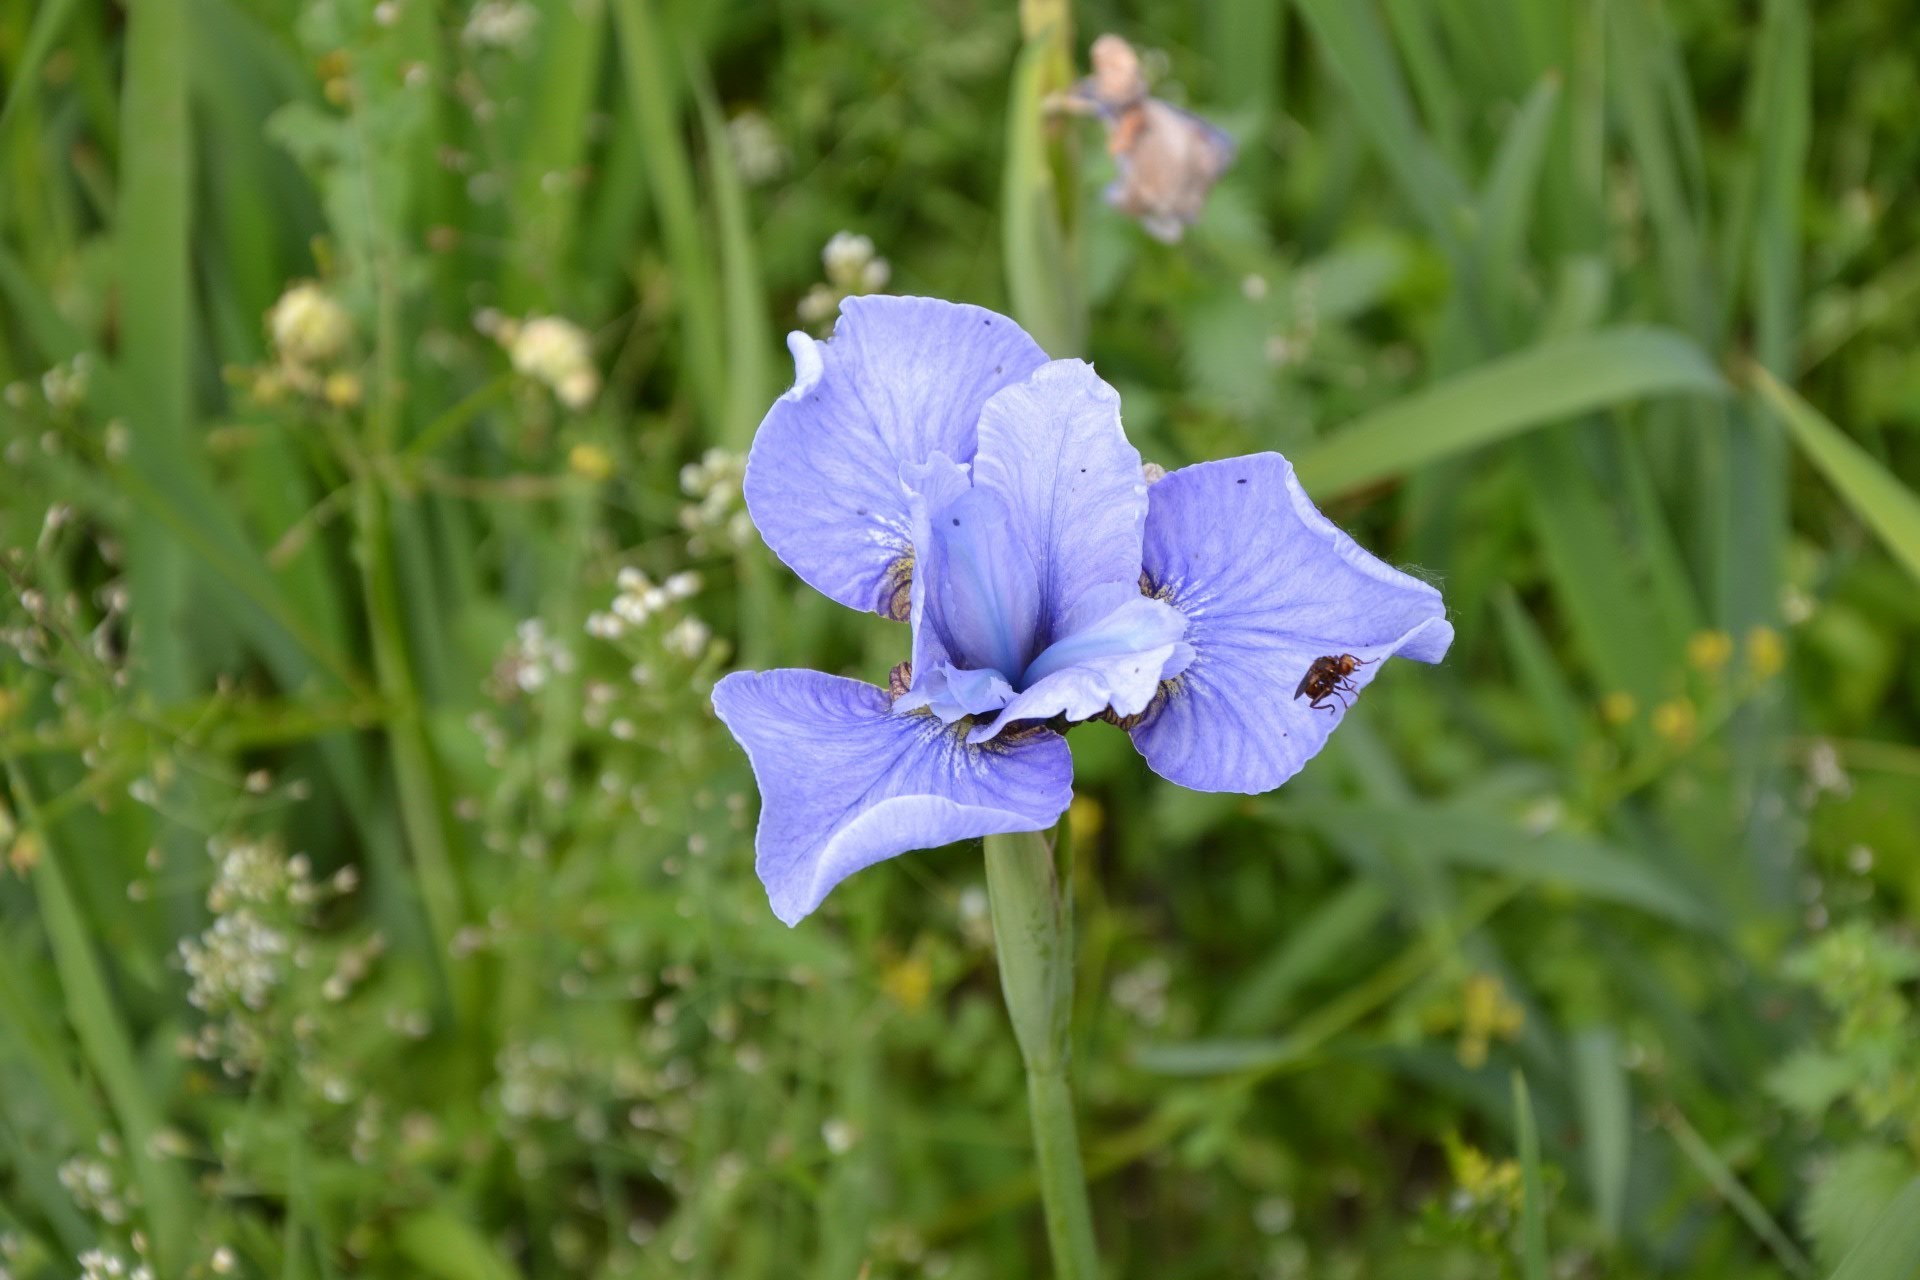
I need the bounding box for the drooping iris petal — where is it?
[1127,453,1453,793]
[711,669,1073,925]
[969,586,1191,743]
[743,297,1048,617]
[969,360,1149,644]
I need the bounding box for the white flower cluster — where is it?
[58,1154,129,1224]
[264,282,359,405]
[180,911,289,1014]
[463,0,538,49]
[480,311,600,410]
[38,353,93,411]
[726,110,788,185]
[586,567,701,641]
[205,838,317,913]
[77,1249,152,1280]
[678,447,752,554]
[269,283,352,367]
[498,618,576,694]
[798,231,891,328]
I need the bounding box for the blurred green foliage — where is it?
[2,0,1920,1277]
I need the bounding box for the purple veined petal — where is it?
[970,360,1148,645]
[902,454,1041,684]
[1128,452,1453,794]
[968,587,1190,743]
[743,297,1048,618]
[897,455,1017,723]
[894,663,1015,725]
[711,669,1073,925]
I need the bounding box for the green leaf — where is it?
[1826,1177,1920,1280]
[1766,1048,1859,1119]
[1807,1148,1917,1275]
[1752,364,1920,587]
[393,1211,525,1280]
[1293,327,1726,497]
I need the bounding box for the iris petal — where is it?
[712,670,1073,925]
[969,587,1190,742]
[1127,452,1453,793]
[743,297,1048,617]
[969,360,1149,645]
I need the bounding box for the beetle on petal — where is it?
[712,296,1451,925]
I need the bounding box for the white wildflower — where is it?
[508,315,599,409]
[726,110,788,184]
[463,0,537,49]
[268,283,352,369]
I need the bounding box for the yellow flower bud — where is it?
[568,443,614,481]
[1651,697,1697,746]
[1686,629,1733,673]
[1746,626,1787,680]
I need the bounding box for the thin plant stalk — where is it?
[984,825,1101,1279]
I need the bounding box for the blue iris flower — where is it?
[712,297,1453,925]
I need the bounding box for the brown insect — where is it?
[1294,654,1373,714]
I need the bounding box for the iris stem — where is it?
[984,825,1101,1279]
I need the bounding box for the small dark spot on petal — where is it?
[1236,478,1247,485]
[1080,468,1086,473]
[995,364,1003,373]
[952,517,960,527]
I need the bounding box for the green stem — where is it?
[984,826,1101,1279]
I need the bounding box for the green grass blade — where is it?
[8,771,193,1275]
[610,0,725,430]
[1752,364,1920,586]
[1491,586,1586,765]
[686,43,770,448]
[1218,879,1393,1034]
[1571,1028,1631,1242]
[1664,1104,1816,1279]
[115,0,197,698]
[1827,1179,1920,1280]
[1476,72,1561,321]
[1269,799,1713,928]
[1512,1072,1550,1280]
[0,0,82,136]
[1293,327,1726,497]
[1294,0,1468,246]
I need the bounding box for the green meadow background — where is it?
[4,0,1920,1276]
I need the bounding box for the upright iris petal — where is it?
[924,486,1041,680]
[744,297,1047,618]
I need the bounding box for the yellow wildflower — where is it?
[1686,629,1733,673]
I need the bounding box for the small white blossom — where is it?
[508,315,599,409]
[268,283,352,369]
[726,110,788,184]
[463,0,537,49]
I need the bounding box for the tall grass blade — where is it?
[1512,1072,1550,1280]
[1571,1028,1631,1242]
[1293,327,1725,497]
[1752,364,1920,586]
